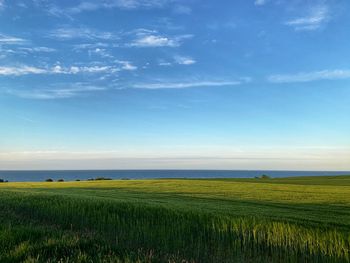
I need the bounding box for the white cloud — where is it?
[285,5,329,31]
[0,66,47,76]
[49,27,117,40]
[115,60,137,71]
[19,47,56,53]
[133,80,242,89]
[130,30,192,47]
[268,69,350,83]
[51,65,119,74]
[158,61,172,66]
[73,43,109,50]
[174,55,196,65]
[254,0,267,6]
[131,35,176,47]
[79,66,117,73]
[0,64,119,76]
[0,34,26,44]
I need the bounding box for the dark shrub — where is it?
[45,178,53,182]
[255,175,271,179]
[57,179,64,182]
[95,177,112,181]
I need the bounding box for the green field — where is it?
[1,175,350,262]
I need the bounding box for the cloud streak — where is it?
[18,47,56,53]
[0,34,27,44]
[67,0,174,13]
[7,84,107,99]
[285,5,329,31]
[0,66,47,76]
[49,27,117,40]
[268,69,350,83]
[133,80,242,89]
[0,64,119,76]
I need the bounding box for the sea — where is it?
[0,170,349,182]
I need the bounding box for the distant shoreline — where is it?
[0,169,349,183]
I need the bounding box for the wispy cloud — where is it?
[0,66,47,76]
[18,47,56,53]
[131,35,176,47]
[88,48,113,58]
[0,64,119,76]
[0,0,5,10]
[0,33,27,44]
[0,46,55,57]
[52,64,119,74]
[174,55,196,65]
[7,83,107,99]
[0,47,27,57]
[68,0,172,13]
[73,43,110,50]
[268,69,350,83]
[158,60,172,66]
[49,27,117,40]
[115,60,137,71]
[133,80,242,89]
[285,5,329,31]
[34,0,174,19]
[129,29,192,47]
[158,56,196,67]
[173,5,191,14]
[254,0,267,6]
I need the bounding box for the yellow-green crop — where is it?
[0,176,349,262]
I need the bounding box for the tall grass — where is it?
[0,189,349,262]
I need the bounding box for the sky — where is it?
[0,0,349,170]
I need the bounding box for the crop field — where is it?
[0,175,350,262]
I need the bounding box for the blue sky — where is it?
[0,0,349,170]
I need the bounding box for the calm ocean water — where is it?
[0,170,349,182]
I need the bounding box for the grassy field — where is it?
[0,175,350,262]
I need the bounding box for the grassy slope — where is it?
[2,176,350,226]
[0,175,350,262]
